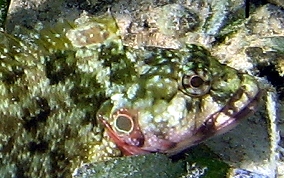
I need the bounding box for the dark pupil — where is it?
[190,76,204,88]
[116,116,132,132]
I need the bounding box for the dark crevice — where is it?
[65,0,115,14]
[257,64,284,99]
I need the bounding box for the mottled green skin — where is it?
[0,14,121,177]
[0,13,259,177]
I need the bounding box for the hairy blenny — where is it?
[0,13,260,177]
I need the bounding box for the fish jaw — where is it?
[163,74,262,155]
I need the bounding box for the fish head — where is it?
[98,44,261,156]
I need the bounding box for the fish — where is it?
[0,13,260,177]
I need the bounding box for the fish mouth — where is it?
[199,85,262,137]
[165,75,261,155]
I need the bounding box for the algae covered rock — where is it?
[73,146,230,178]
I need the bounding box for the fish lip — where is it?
[164,84,262,156]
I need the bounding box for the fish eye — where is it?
[187,75,204,88]
[181,70,211,96]
[113,111,134,134]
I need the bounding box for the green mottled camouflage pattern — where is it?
[0,13,260,177]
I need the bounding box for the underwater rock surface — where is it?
[2,0,284,177]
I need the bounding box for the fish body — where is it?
[0,13,260,177]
